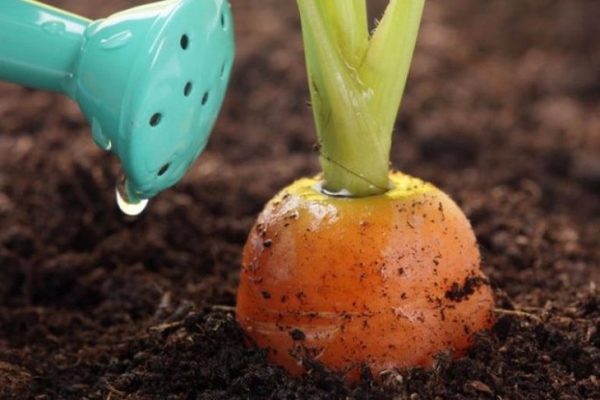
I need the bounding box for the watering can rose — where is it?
[0,0,234,214]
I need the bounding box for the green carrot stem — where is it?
[297,0,425,197]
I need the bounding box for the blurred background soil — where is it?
[0,0,599,398]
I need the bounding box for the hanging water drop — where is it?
[115,179,148,216]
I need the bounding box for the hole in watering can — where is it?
[221,13,226,29]
[158,163,170,176]
[184,82,193,96]
[149,113,162,127]
[180,34,189,50]
[201,91,209,106]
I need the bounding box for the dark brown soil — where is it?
[1,0,599,399]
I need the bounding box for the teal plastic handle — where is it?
[0,0,235,203]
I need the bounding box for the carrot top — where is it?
[298,0,425,197]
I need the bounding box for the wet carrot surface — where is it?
[236,172,494,378]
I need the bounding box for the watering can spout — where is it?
[0,0,235,212]
[0,1,90,93]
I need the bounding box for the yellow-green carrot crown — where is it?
[298,0,425,196]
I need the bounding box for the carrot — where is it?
[236,0,494,380]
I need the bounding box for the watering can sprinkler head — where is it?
[0,0,235,215]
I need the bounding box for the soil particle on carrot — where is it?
[445,276,490,302]
[289,329,306,341]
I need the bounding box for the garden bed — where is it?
[0,0,599,398]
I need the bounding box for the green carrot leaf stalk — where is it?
[297,0,425,197]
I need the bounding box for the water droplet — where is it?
[100,30,133,50]
[42,20,66,35]
[314,181,353,198]
[115,180,148,216]
[91,118,111,151]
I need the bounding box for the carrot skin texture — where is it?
[236,172,494,379]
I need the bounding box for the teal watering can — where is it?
[0,0,234,215]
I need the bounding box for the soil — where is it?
[0,0,599,399]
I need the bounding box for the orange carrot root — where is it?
[236,172,494,380]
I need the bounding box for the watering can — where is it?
[0,0,234,215]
